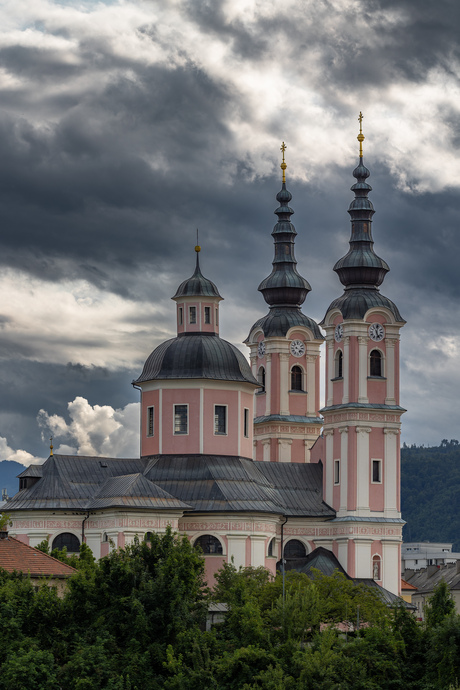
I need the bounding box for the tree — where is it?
[425,581,455,629]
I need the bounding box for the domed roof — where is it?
[246,307,324,341]
[323,288,405,323]
[173,254,222,299]
[134,333,258,385]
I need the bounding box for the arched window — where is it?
[52,533,80,553]
[372,555,382,580]
[102,532,109,543]
[257,366,265,392]
[144,532,153,542]
[194,535,223,555]
[283,539,307,559]
[335,350,343,378]
[291,365,303,391]
[370,350,383,377]
[268,537,276,557]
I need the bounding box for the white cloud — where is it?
[38,395,140,457]
[0,436,45,466]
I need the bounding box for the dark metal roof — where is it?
[247,307,323,341]
[280,546,414,608]
[134,334,258,385]
[17,465,43,478]
[88,473,191,510]
[173,254,222,299]
[254,415,323,425]
[322,288,405,324]
[8,453,334,518]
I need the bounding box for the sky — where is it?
[0,0,460,465]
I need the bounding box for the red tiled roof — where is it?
[401,578,417,591]
[0,536,77,577]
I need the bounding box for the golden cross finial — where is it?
[280,142,287,183]
[50,436,53,456]
[195,228,200,253]
[357,111,365,158]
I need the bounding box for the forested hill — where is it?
[401,440,460,550]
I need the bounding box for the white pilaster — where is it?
[227,534,247,569]
[306,352,316,416]
[265,353,272,416]
[338,426,349,513]
[85,531,101,559]
[384,428,399,517]
[324,429,334,507]
[336,537,349,572]
[279,353,290,415]
[358,336,369,403]
[342,336,350,404]
[382,539,401,595]
[354,538,373,578]
[304,439,314,463]
[278,438,292,463]
[262,438,271,462]
[356,426,371,514]
[237,390,241,456]
[326,339,334,406]
[250,535,267,567]
[159,388,163,454]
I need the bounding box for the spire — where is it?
[258,143,311,308]
[333,114,389,290]
[173,240,222,299]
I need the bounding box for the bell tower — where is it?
[318,114,406,594]
[246,144,324,463]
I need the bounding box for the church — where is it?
[6,118,406,596]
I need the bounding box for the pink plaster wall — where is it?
[203,556,226,589]
[245,536,251,566]
[367,377,386,405]
[369,429,384,511]
[203,389,238,455]
[117,532,125,549]
[347,539,356,577]
[349,337,359,401]
[101,542,109,557]
[395,342,400,403]
[347,431,357,510]
[271,354,280,415]
[255,391,266,417]
[162,389,200,454]
[15,534,29,544]
[310,435,324,464]
[291,438,304,463]
[141,389,160,456]
[289,392,308,416]
[240,391,254,458]
[265,558,277,576]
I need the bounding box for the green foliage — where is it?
[425,581,456,629]
[0,513,12,530]
[401,442,460,548]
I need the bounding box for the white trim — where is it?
[173,403,189,435]
[146,405,154,437]
[334,459,340,485]
[199,388,204,454]
[371,458,382,484]
[159,389,163,453]
[243,407,250,438]
[237,391,241,455]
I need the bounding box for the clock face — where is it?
[290,340,305,357]
[334,324,343,342]
[258,341,266,358]
[369,323,385,342]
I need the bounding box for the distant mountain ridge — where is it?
[0,460,25,501]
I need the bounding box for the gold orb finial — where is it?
[50,436,53,456]
[280,141,287,183]
[357,111,365,158]
[195,228,201,253]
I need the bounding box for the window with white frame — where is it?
[215,307,219,326]
[147,406,154,437]
[257,366,265,392]
[189,306,197,324]
[334,459,340,484]
[291,365,303,391]
[179,307,183,325]
[204,306,211,324]
[370,349,383,377]
[174,404,188,435]
[372,459,382,483]
[214,405,227,435]
[244,408,249,438]
[335,349,343,378]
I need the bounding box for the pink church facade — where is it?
[7,126,405,596]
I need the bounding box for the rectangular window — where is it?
[204,306,211,324]
[244,408,249,438]
[372,459,382,483]
[189,306,196,324]
[147,406,154,437]
[179,307,183,325]
[174,404,188,435]
[334,459,340,484]
[215,307,219,326]
[214,405,227,435]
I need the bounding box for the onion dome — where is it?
[134,334,258,385]
[173,251,222,299]
[258,143,311,308]
[247,307,323,340]
[323,113,404,323]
